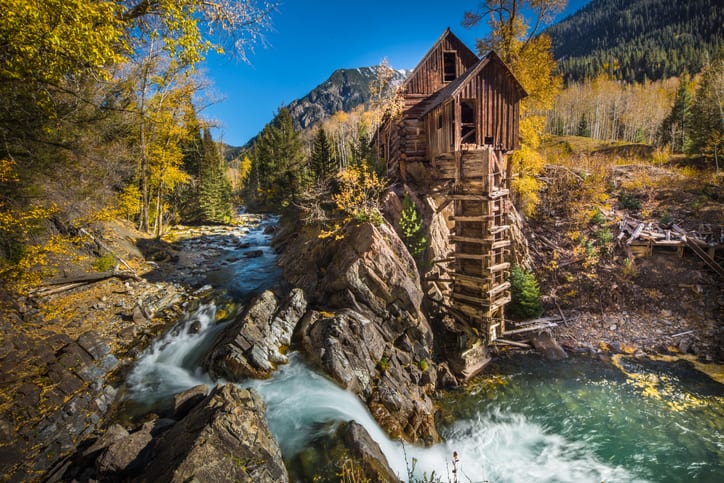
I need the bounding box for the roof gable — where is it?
[401,28,480,95]
[418,51,528,118]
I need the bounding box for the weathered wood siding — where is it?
[404,34,478,96]
[423,59,522,160]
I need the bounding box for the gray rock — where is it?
[173,384,208,419]
[298,309,438,444]
[531,331,568,360]
[205,289,307,380]
[143,384,287,482]
[96,421,154,474]
[341,421,401,482]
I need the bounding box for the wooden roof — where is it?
[417,51,528,119]
[401,28,480,93]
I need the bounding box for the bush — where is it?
[92,253,116,272]
[399,194,427,259]
[619,191,641,211]
[509,265,544,319]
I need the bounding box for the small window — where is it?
[443,51,457,82]
[437,113,443,130]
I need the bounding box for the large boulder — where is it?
[142,384,287,482]
[279,221,425,322]
[298,309,439,444]
[279,219,440,443]
[204,288,307,380]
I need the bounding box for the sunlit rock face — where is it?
[278,219,440,444]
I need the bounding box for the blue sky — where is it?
[202,0,590,146]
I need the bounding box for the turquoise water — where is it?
[437,354,724,482]
[123,214,723,482]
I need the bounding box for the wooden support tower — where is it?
[446,147,511,343]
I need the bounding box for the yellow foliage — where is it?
[332,162,385,223]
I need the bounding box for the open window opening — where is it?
[460,100,476,145]
[443,51,457,83]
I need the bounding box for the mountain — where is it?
[545,0,724,83]
[286,65,408,131]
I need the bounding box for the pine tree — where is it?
[310,127,336,181]
[399,194,427,260]
[509,265,544,319]
[688,56,724,172]
[660,72,693,153]
[250,107,306,209]
[198,128,232,223]
[577,113,591,137]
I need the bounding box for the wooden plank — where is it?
[455,253,487,260]
[452,292,489,305]
[627,223,645,245]
[491,240,511,249]
[493,339,531,348]
[488,281,511,296]
[450,235,491,244]
[488,189,510,199]
[453,273,488,284]
[488,262,511,272]
[489,225,510,235]
[503,322,558,336]
[449,215,493,222]
[435,198,453,214]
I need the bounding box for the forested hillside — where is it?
[546,0,723,82]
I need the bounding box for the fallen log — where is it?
[40,270,142,287]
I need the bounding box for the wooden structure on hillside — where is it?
[375,29,527,376]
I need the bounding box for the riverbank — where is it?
[0,215,278,481]
[1,207,720,481]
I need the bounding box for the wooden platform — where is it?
[437,147,512,343]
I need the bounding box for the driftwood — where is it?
[31,270,142,297]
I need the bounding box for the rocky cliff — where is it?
[273,210,453,444]
[286,66,407,131]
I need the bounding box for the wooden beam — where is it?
[435,198,453,213]
[488,262,511,272]
[493,339,531,348]
[450,235,490,244]
[449,215,493,222]
[491,240,511,249]
[488,281,511,296]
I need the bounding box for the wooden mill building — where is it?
[375,29,527,375]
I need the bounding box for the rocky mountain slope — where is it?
[287,66,407,131]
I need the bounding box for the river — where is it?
[123,215,724,482]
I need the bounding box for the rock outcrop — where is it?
[70,384,287,482]
[142,384,287,482]
[288,420,400,482]
[204,288,307,380]
[279,219,440,443]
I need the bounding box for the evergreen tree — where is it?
[399,194,428,260]
[660,72,693,153]
[577,113,591,137]
[250,107,306,209]
[350,121,374,167]
[509,265,544,319]
[688,56,724,172]
[198,128,233,223]
[310,127,336,181]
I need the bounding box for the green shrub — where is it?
[509,265,544,319]
[418,359,429,372]
[399,194,427,258]
[589,209,605,225]
[92,253,116,272]
[619,191,641,211]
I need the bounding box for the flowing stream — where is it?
[124,215,724,482]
